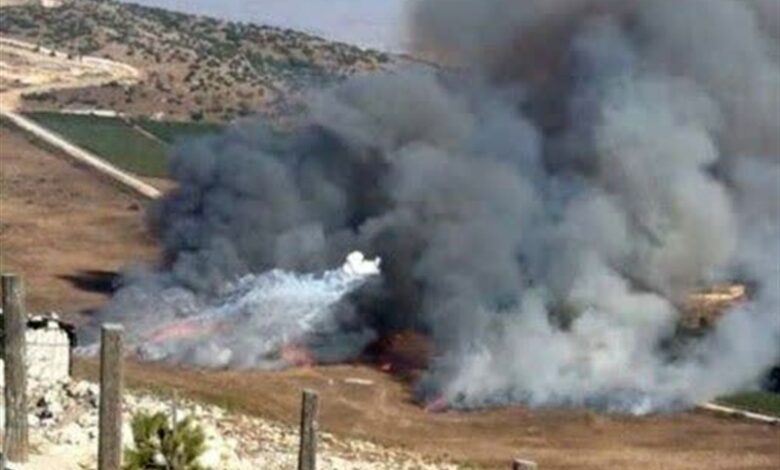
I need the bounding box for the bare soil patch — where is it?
[0,124,157,313]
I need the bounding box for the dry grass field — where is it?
[0,122,158,313]
[0,123,778,469]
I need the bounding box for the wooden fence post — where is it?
[2,273,29,463]
[98,324,124,470]
[298,389,319,470]
[512,458,538,469]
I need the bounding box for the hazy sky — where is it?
[123,0,411,52]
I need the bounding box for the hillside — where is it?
[2,117,778,469]
[0,0,395,121]
[0,122,158,313]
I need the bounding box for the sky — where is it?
[122,0,411,52]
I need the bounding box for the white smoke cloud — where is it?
[89,253,380,369]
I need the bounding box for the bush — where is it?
[124,411,209,470]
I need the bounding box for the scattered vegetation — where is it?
[124,410,209,470]
[26,112,169,177]
[0,0,398,122]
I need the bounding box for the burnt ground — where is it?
[2,124,779,469]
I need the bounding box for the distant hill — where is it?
[0,0,396,122]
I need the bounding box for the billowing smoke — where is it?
[91,0,780,412]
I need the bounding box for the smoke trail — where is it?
[87,253,380,368]
[93,0,779,412]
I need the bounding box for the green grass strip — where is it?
[26,112,170,177]
[717,391,780,418]
[134,119,223,145]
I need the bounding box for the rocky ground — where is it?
[0,375,459,469]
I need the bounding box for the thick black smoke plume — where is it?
[95,0,780,412]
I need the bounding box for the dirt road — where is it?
[0,124,158,313]
[1,111,162,198]
[0,36,140,111]
[1,37,161,198]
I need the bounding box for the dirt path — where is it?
[1,110,162,198]
[0,36,140,112]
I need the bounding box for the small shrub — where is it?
[124,411,209,470]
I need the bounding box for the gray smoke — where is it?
[94,0,780,412]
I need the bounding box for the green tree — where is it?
[124,411,209,470]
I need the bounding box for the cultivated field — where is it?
[23,112,222,177]
[135,118,223,144]
[25,112,168,176]
[717,391,780,418]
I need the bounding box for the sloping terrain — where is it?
[0,6,777,466]
[24,112,168,176]
[72,359,780,470]
[0,36,139,111]
[0,119,778,470]
[0,123,158,313]
[0,0,395,121]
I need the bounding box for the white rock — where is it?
[121,421,134,448]
[11,377,459,470]
[197,447,222,468]
[58,422,88,446]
